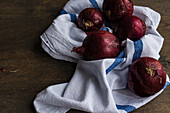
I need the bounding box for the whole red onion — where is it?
[78,8,103,32]
[115,15,146,41]
[72,30,120,60]
[102,0,133,22]
[128,57,166,97]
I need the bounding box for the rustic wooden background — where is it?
[0,0,169,113]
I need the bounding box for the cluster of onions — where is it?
[71,0,166,96]
[74,0,146,61]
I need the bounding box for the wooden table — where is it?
[0,0,169,113]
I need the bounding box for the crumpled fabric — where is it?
[34,0,170,113]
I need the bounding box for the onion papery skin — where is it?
[72,30,120,60]
[78,8,104,32]
[115,15,146,41]
[128,57,166,97]
[102,0,134,22]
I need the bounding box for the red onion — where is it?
[78,8,103,32]
[102,0,133,22]
[115,15,146,41]
[128,57,166,97]
[72,30,120,60]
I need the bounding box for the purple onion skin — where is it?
[128,57,166,97]
[115,15,146,41]
[78,8,103,32]
[72,30,120,60]
[102,0,133,22]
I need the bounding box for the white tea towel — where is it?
[34,0,170,113]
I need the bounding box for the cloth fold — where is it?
[34,0,170,113]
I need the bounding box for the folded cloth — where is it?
[34,0,170,113]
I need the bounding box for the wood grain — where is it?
[0,0,169,113]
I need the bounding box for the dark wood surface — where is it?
[0,0,169,113]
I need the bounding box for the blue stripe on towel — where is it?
[102,27,111,33]
[116,104,136,112]
[102,27,108,31]
[59,9,77,23]
[132,39,143,63]
[60,9,68,15]
[106,50,125,74]
[69,14,77,23]
[117,50,125,58]
[89,0,101,11]
[125,39,143,89]
[163,81,170,90]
